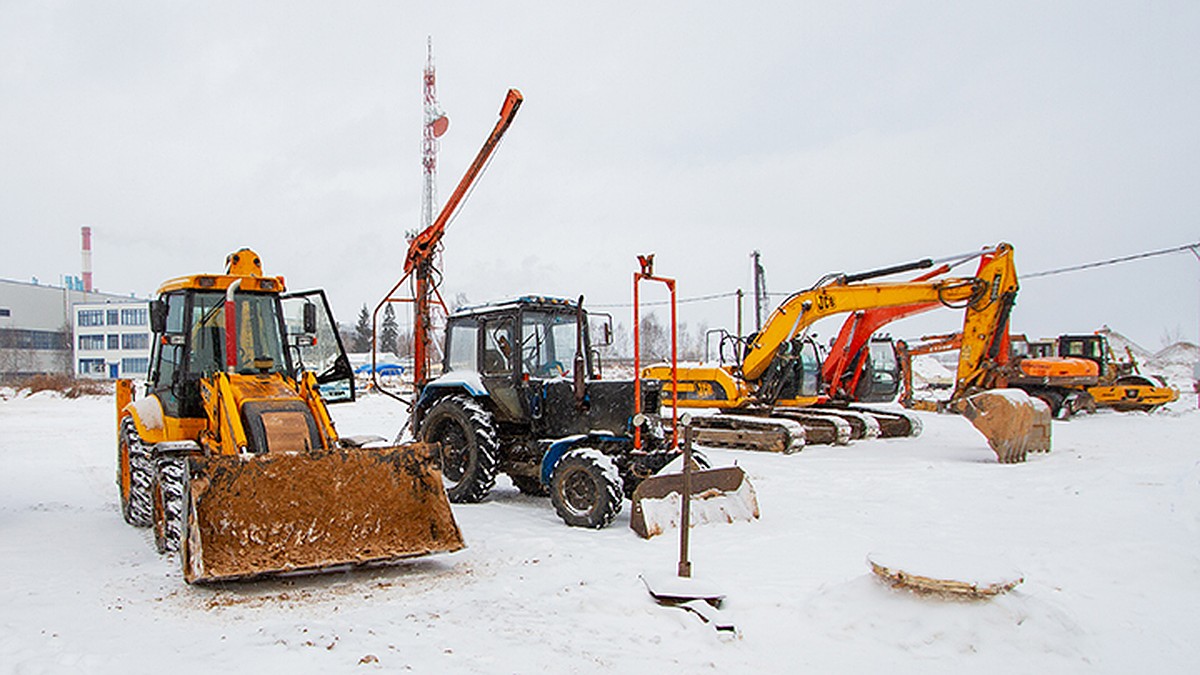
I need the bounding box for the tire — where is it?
[550,448,624,529]
[510,474,550,497]
[420,395,499,503]
[152,457,186,554]
[118,416,154,528]
[1033,390,1064,418]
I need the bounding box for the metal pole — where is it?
[677,421,693,578]
[1192,247,1200,410]
[633,272,642,449]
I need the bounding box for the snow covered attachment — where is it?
[180,443,464,584]
[629,462,759,539]
[959,389,1052,463]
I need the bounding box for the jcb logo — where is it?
[816,293,836,311]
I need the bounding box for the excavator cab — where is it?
[852,337,902,403]
[1056,334,1108,375]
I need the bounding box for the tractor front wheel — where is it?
[550,448,624,529]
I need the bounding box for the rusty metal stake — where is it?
[678,421,693,578]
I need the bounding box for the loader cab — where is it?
[147,286,354,419]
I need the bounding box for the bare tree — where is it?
[1160,324,1186,349]
[639,312,669,363]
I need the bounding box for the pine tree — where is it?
[381,304,399,355]
[353,304,372,353]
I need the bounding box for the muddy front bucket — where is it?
[629,466,759,539]
[181,443,464,583]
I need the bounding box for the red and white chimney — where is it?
[81,225,93,292]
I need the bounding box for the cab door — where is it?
[281,290,355,403]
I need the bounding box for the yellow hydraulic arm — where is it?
[742,243,1018,389]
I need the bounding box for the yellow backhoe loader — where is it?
[116,250,464,583]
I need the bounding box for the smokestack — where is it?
[81,225,93,292]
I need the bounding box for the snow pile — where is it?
[2,392,1199,672]
[911,354,954,389]
[1096,326,1154,363]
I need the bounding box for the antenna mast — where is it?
[421,37,448,230]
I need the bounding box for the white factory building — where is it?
[0,226,151,383]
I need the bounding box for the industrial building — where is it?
[0,226,150,383]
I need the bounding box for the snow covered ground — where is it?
[1,390,1198,673]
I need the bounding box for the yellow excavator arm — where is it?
[742,243,1017,386]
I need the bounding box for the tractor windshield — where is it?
[520,310,579,379]
[188,291,289,376]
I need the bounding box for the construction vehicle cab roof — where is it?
[155,248,287,295]
[451,295,578,318]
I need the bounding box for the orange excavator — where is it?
[898,331,1178,416]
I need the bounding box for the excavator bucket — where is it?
[629,464,759,539]
[181,443,464,583]
[958,390,1052,464]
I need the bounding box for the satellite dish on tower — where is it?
[430,115,449,138]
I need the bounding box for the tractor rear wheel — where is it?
[550,448,623,529]
[420,395,499,503]
[119,416,153,528]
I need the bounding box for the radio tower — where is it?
[421,37,449,230]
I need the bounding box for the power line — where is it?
[1024,242,1200,279]
[590,290,740,309]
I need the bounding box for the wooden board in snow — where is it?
[867,551,1023,599]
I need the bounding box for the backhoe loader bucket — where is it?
[181,443,464,583]
[959,389,1052,464]
[629,464,759,539]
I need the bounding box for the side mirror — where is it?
[149,299,167,334]
[303,302,317,334]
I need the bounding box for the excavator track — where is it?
[769,410,854,445]
[683,414,807,454]
[853,406,923,437]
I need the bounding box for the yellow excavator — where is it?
[645,243,1049,461]
[116,249,464,583]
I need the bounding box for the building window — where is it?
[78,334,106,350]
[3,328,68,350]
[121,307,148,326]
[121,333,149,351]
[107,334,120,349]
[78,309,104,327]
[107,309,120,325]
[121,357,149,374]
[0,308,10,317]
[78,358,106,374]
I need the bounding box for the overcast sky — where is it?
[2,1,1198,351]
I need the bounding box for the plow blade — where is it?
[959,390,1052,464]
[181,443,464,584]
[629,466,759,539]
